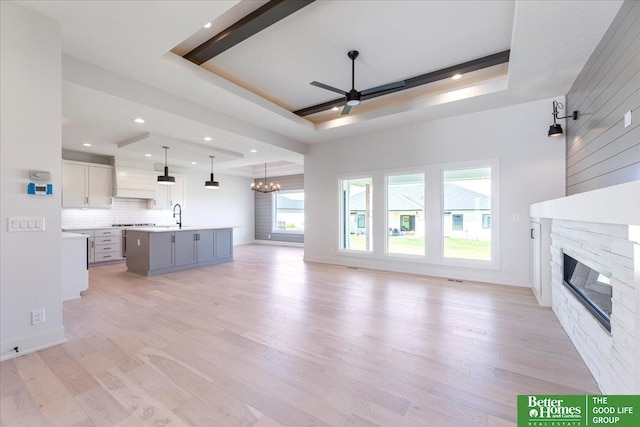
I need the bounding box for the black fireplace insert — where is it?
[563,253,612,332]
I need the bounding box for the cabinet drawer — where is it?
[95,236,120,245]
[96,229,120,237]
[94,252,120,262]
[95,244,120,254]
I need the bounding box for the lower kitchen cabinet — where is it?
[196,229,215,263]
[64,228,124,265]
[174,231,196,266]
[126,228,233,276]
[215,228,232,260]
[148,232,173,270]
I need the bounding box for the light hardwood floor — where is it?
[1,244,599,427]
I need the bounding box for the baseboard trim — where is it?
[254,240,304,248]
[0,327,66,362]
[303,254,529,288]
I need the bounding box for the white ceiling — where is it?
[20,0,623,176]
[202,1,514,111]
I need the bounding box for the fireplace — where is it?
[562,252,612,332]
[530,180,640,394]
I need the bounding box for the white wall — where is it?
[1,2,65,360]
[181,170,255,245]
[304,97,566,286]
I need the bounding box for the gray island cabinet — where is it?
[126,227,233,276]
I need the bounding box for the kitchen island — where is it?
[125,227,233,276]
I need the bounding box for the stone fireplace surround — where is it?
[530,180,640,394]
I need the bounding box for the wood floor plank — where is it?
[0,245,600,426]
[74,386,130,427]
[14,352,89,426]
[39,344,101,396]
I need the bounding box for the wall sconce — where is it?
[548,101,579,137]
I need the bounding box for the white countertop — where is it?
[63,226,121,231]
[127,226,236,233]
[62,232,90,240]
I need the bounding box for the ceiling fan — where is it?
[310,50,406,115]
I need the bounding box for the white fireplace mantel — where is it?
[529,179,640,393]
[530,180,640,226]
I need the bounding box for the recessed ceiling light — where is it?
[204,22,212,28]
[191,161,197,165]
[452,74,462,80]
[331,106,339,112]
[204,136,212,141]
[82,143,92,147]
[134,118,145,124]
[144,153,152,157]
[250,149,257,153]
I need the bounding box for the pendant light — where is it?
[205,156,219,189]
[251,163,280,193]
[157,146,176,185]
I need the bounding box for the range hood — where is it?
[113,166,156,199]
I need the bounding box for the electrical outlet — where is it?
[31,309,45,325]
[503,263,510,271]
[624,110,632,128]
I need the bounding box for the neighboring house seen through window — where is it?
[341,177,373,252]
[387,173,425,256]
[443,167,492,261]
[452,214,464,231]
[482,214,491,229]
[272,190,304,233]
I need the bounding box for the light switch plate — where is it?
[624,110,632,128]
[8,217,45,232]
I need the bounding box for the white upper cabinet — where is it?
[62,161,113,208]
[151,174,185,210]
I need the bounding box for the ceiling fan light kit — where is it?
[310,50,405,116]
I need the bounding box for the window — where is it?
[272,190,304,233]
[387,173,424,256]
[341,177,372,251]
[452,214,463,231]
[443,167,491,261]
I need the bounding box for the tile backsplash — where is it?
[62,198,176,229]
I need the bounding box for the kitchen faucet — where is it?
[173,203,182,229]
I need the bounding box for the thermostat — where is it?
[27,182,53,195]
[29,170,51,181]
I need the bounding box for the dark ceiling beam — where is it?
[294,50,510,117]
[184,0,315,65]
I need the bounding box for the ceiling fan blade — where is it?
[341,104,352,115]
[361,80,406,96]
[310,81,347,96]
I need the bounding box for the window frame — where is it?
[438,159,500,270]
[384,171,426,258]
[338,175,374,254]
[271,189,305,234]
[335,159,499,271]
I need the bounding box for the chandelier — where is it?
[251,163,280,193]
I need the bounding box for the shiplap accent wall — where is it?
[254,174,304,244]
[566,0,640,195]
